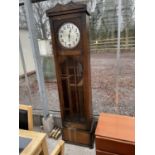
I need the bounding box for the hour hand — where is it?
[68,32,71,42]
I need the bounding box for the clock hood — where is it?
[46,1,90,17]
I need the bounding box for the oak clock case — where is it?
[46,2,95,147]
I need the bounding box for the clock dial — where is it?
[58,23,80,48]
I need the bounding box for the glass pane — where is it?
[60,56,85,123]
[19,0,135,127]
[19,137,32,153]
[89,0,135,116]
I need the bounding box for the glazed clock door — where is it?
[60,55,86,123]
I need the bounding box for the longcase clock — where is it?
[46,2,95,147]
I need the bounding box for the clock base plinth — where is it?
[62,120,97,148]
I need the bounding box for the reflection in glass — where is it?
[60,56,85,123]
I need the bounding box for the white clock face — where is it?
[58,23,80,49]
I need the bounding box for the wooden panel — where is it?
[96,150,119,155]
[63,128,90,145]
[95,113,135,143]
[95,113,135,155]
[96,136,135,155]
[33,146,42,155]
[41,138,49,155]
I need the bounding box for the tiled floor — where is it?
[47,137,96,155]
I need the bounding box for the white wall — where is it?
[19,29,35,75]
